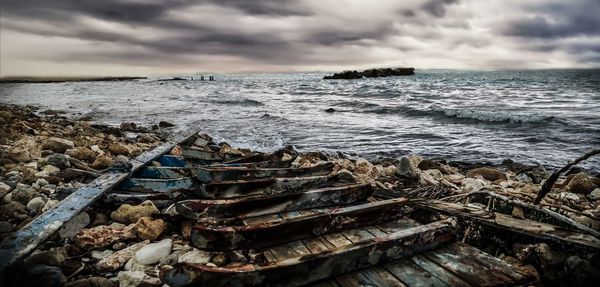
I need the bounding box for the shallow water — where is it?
[1,69,599,171]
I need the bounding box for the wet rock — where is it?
[417,159,444,172]
[8,137,40,162]
[324,108,336,113]
[111,200,159,224]
[134,238,172,265]
[120,122,137,132]
[65,147,96,162]
[91,250,114,260]
[108,143,129,156]
[178,249,212,264]
[26,196,46,213]
[158,121,176,128]
[12,183,37,204]
[526,166,549,184]
[567,173,597,194]
[64,277,114,287]
[395,157,418,179]
[74,223,137,249]
[466,167,507,181]
[589,188,600,201]
[90,155,113,170]
[96,240,149,272]
[46,153,71,169]
[117,271,161,287]
[461,178,485,192]
[219,143,245,157]
[24,249,65,267]
[135,217,167,240]
[59,212,90,239]
[42,137,74,153]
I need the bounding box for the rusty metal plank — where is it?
[196,162,334,183]
[190,198,408,250]
[384,260,450,287]
[163,220,454,287]
[176,183,372,220]
[418,200,600,249]
[119,177,194,192]
[0,129,199,275]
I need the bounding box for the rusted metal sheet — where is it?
[175,183,372,220]
[196,162,334,183]
[196,175,337,199]
[162,220,454,287]
[119,177,195,192]
[0,129,200,275]
[191,198,409,250]
[417,200,600,249]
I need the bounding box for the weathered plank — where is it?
[0,129,198,274]
[102,191,183,208]
[164,220,454,287]
[190,198,408,249]
[196,162,334,183]
[181,147,223,161]
[119,177,194,192]
[418,200,600,249]
[384,260,450,287]
[135,166,189,179]
[176,183,372,220]
[409,255,470,287]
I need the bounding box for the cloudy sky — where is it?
[1,0,599,76]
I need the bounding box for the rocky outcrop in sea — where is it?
[323,67,415,79]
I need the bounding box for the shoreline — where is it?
[0,76,147,84]
[1,103,599,285]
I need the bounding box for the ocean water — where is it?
[1,69,599,171]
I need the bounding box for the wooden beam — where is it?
[195,162,334,183]
[0,129,199,275]
[191,198,409,250]
[162,220,454,287]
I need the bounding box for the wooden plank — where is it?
[0,129,199,275]
[164,221,454,287]
[196,162,334,182]
[359,267,407,287]
[135,166,189,179]
[418,200,600,249]
[119,177,194,192]
[191,198,408,249]
[197,175,335,199]
[384,260,450,287]
[410,255,470,287]
[177,183,372,220]
[424,242,537,286]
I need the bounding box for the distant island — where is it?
[0,76,147,84]
[323,67,415,79]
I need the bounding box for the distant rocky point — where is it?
[323,67,415,79]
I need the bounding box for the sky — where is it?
[1,0,599,76]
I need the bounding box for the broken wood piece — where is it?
[135,166,189,179]
[196,162,334,183]
[162,220,454,287]
[176,183,373,220]
[181,147,224,161]
[191,197,410,250]
[119,177,195,192]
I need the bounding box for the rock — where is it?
[0,182,11,199]
[26,197,46,213]
[13,264,65,287]
[526,166,549,184]
[323,68,415,80]
[461,178,485,192]
[65,147,96,162]
[91,250,114,260]
[565,255,600,287]
[90,155,113,170]
[354,158,378,178]
[46,153,71,169]
[159,121,176,128]
[43,164,61,174]
[211,252,228,266]
[112,242,127,250]
[395,157,418,179]
[96,240,149,272]
[11,183,37,204]
[589,188,600,201]
[24,249,65,267]
[424,169,443,180]
[41,137,74,153]
[567,173,597,194]
[74,223,137,249]
[511,207,525,219]
[0,221,13,233]
[417,159,444,172]
[324,108,336,113]
[135,217,167,240]
[466,167,507,181]
[0,202,27,219]
[90,212,109,227]
[178,249,212,264]
[35,178,49,187]
[8,137,40,162]
[560,192,580,202]
[134,238,172,265]
[59,212,90,239]
[117,271,161,287]
[120,122,137,131]
[108,143,129,156]
[111,200,159,224]
[124,258,149,271]
[64,277,114,287]
[516,173,533,184]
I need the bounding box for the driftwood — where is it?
[535,149,600,204]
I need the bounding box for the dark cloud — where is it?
[202,0,311,16]
[421,0,458,17]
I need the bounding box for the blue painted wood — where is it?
[136,166,188,179]
[120,177,195,192]
[159,155,190,167]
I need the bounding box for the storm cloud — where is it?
[0,0,598,76]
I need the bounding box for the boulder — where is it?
[120,122,137,131]
[526,166,549,184]
[65,147,96,162]
[90,155,113,170]
[111,201,159,224]
[8,137,40,162]
[108,143,129,156]
[134,238,172,265]
[135,217,167,240]
[395,157,418,179]
[466,167,507,181]
[41,137,74,153]
[96,240,149,272]
[46,153,70,169]
[159,121,176,128]
[566,173,597,194]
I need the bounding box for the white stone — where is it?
[590,188,600,201]
[461,178,485,192]
[59,212,90,239]
[26,197,46,212]
[178,249,212,265]
[42,165,61,174]
[91,250,114,260]
[117,271,161,287]
[559,192,580,203]
[124,258,148,271]
[135,239,172,265]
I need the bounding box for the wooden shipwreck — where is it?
[5,130,594,286]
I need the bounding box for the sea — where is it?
[1,69,599,171]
